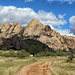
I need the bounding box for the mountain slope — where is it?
[23,19,73,50]
[0,19,75,50]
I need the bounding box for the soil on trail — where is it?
[16,62,53,75]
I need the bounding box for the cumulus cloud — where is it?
[24,0,33,2]
[0,6,67,27]
[47,0,75,4]
[0,6,37,26]
[0,5,68,35]
[55,28,74,36]
[58,14,66,19]
[69,16,75,35]
[37,10,67,27]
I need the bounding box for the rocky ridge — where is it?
[0,21,23,38]
[0,19,75,50]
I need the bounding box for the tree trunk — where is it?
[33,53,35,57]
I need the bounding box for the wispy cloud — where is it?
[58,14,66,19]
[47,0,75,4]
[24,0,33,3]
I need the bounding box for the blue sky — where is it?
[0,0,75,36]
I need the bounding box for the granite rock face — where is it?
[23,19,75,50]
[23,19,45,36]
[0,23,4,29]
[0,21,23,38]
[0,19,75,50]
[13,22,23,34]
[62,36,75,50]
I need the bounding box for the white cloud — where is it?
[47,0,75,4]
[0,5,69,35]
[24,0,33,2]
[0,6,67,27]
[37,10,67,26]
[55,28,74,36]
[0,6,37,25]
[69,16,75,35]
[58,14,66,19]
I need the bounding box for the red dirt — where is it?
[16,62,53,75]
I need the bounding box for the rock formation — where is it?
[13,22,23,34]
[0,19,75,50]
[0,23,4,29]
[0,35,27,50]
[23,19,70,50]
[0,21,23,38]
[23,19,45,36]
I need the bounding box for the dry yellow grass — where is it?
[36,56,75,75]
[0,56,75,75]
[0,57,37,75]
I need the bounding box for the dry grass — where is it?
[36,56,75,75]
[0,57,37,75]
[0,56,75,75]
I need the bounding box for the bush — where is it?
[0,49,30,58]
[66,58,72,62]
[26,45,43,57]
[1,49,16,57]
[54,50,68,56]
[0,51,9,57]
[0,52,3,56]
[36,51,53,57]
[16,49,30,58]
[8,49,16,57]
[66,53,74,62]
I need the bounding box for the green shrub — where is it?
[66,53,74,62]
[3,53,9,57]
[36,51,54,57]
[8,49,16,57]
[16,49,30,58]
[26,45,43,57]
[54,50,68,56]
[0,52,3,56]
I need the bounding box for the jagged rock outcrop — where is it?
[23,19,45,36]
[44,25,51,31]
[23,19,69,50]
[63,36,75,49]
[13,22,23,34]
[0,21,23,38]
[13,22,17,26]
[1,21,11,32]
[0,23,4,29]
[0,19,75,50]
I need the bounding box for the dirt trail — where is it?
[16,61,53,75]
